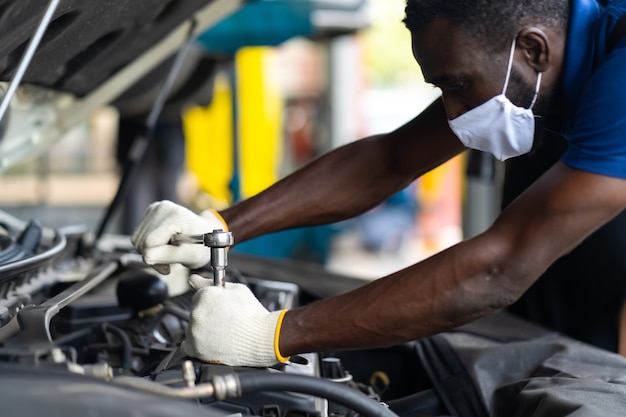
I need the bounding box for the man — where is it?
[132,0,626,367]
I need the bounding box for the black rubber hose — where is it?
[236,372,398,417]
[102,323,133,371]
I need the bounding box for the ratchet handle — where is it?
[169,230,235,248]
[168,233,205,246]
[167,230,235,288]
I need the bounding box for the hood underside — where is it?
[0,0,243,172]
[0,0,370,173]
[0,0,230,96]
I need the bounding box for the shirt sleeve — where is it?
[562,45,626,179]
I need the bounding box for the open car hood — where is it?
[0,0,371,173]
[0,0,243,173]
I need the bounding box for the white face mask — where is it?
[447,37,542,161]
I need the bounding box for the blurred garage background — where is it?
[0,0,481,280]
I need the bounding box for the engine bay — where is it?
[0,211,442,417]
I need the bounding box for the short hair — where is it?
[403,0,569,50]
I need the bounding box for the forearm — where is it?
[221,136,409,242]
[278,234,517,355]
[278,163,626,356]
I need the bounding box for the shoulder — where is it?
[561,44,626,179]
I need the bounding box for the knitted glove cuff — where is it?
[229,309,289,366]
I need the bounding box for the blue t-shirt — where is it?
[560,0,626,178]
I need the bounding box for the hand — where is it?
[131,200,227,272]
[181,279,289,367]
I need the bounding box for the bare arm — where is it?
[279,162,626,354]
[221,98,464,242]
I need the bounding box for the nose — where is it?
[442,95,468,120]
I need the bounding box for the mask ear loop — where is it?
[501,37,517,94]
[502,36,543,110]
[528,71,542,109]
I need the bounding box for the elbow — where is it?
[484,258,540,311]
[462,238,542,313]
[484,272,527,311]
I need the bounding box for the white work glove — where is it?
[131,200,228,273]
[181,276,290,367]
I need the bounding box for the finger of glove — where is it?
[181,340,223,364]
[188,274,240,291]
[141,223,188,251]
[188,273,213,290]
[151,263,171,275]
[192,284,267,315]
[133,201,210,251]
[144,245,210,269]
[131,201,164,251]
[131,202,180,252]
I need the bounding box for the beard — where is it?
[505,68,549,156]
[506,67,552,116]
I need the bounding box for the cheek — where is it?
[506,70,536,108]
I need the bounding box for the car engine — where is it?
[0,210,442,417]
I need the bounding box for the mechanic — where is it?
[132,0,626,367]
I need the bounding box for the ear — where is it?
[517,27,551,72]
